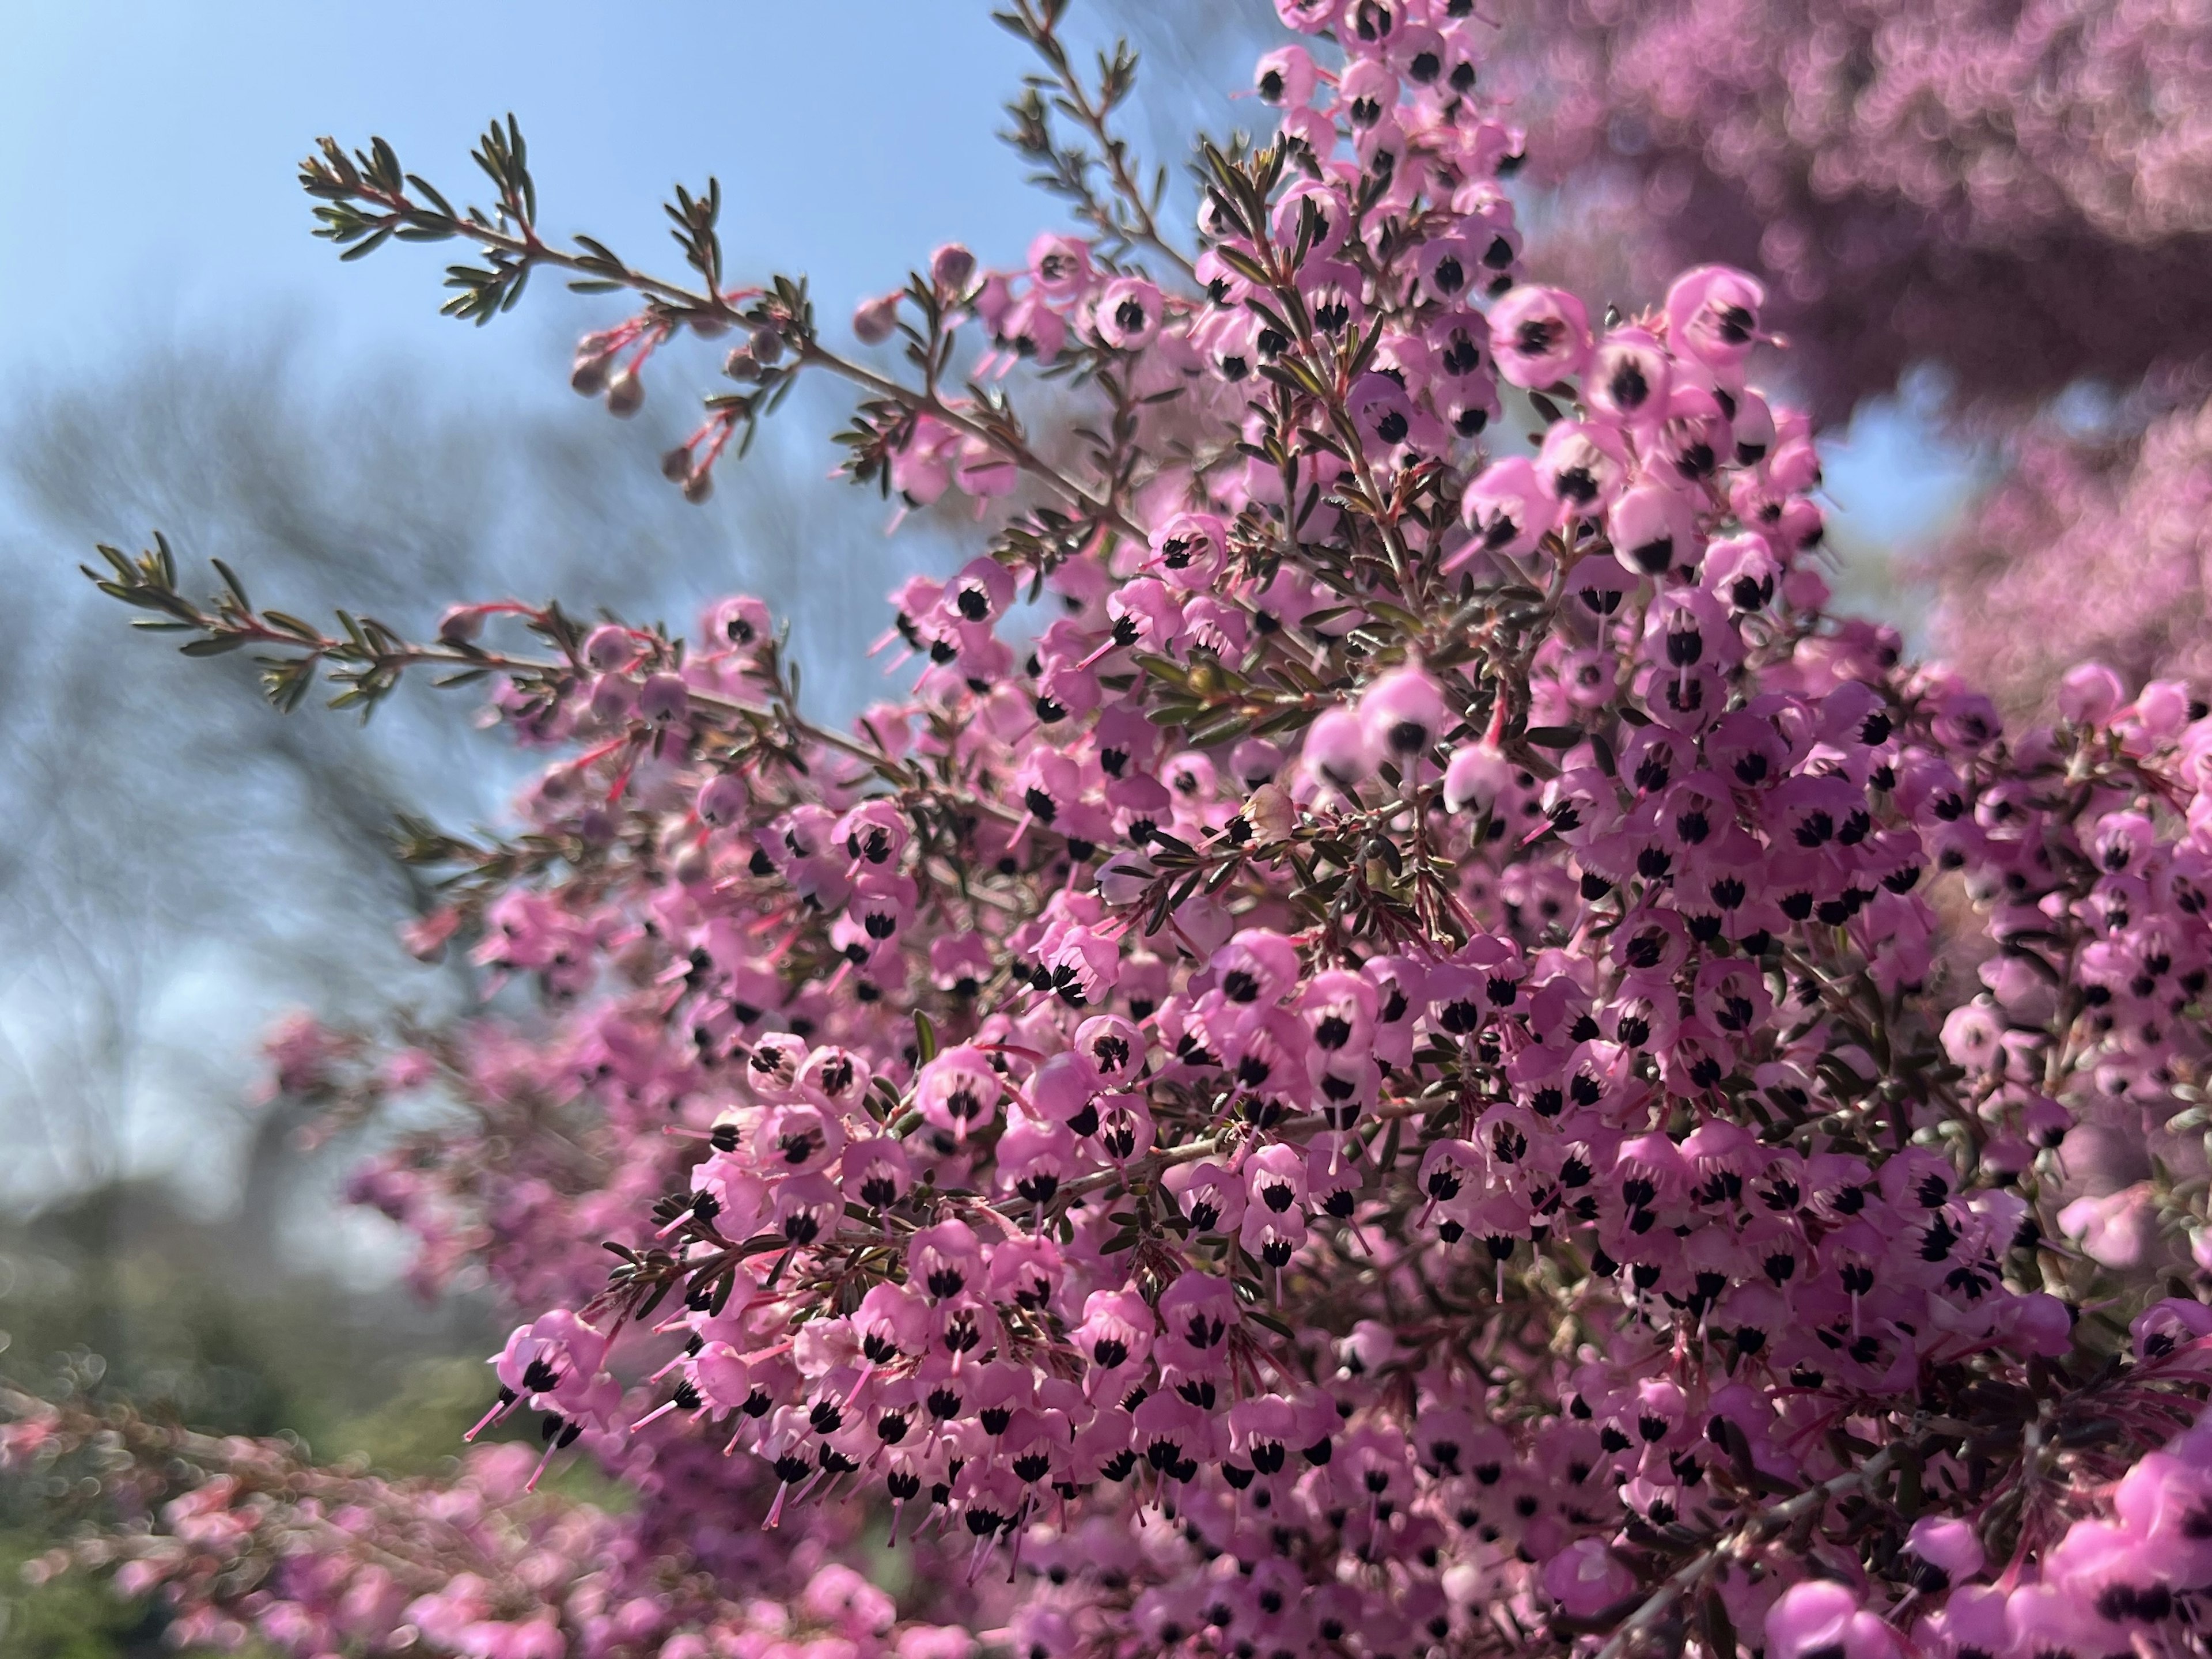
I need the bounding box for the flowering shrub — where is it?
[1498,0,2212,415]
[1,1385,949,1659]
[24,2,2212,1657]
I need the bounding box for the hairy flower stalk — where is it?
[22,3,2212,1658]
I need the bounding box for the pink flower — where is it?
[97,18,2212,1658]
[2058,1183,2161,1271]
[1486,286,1590,388]
[1027,232,1091,298]
[1542,1538,1633,1618]
[913,1046,1005,1143]
[1095,278,1163,350]
[1359,662,1452,767]
[1302,707,1376,793]
[1664,266,1766,371]
[1456,456,1557,564]
[1765,1582,1896,1659]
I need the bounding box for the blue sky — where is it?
[0,1,1062,381]
[0,0,1980,603]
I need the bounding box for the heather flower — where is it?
[1766,1582,1897,1659]
[1272,180,1350,260]
[1302,707,1377,794]
[1253,44,1319,107]
[1663,266,1767,372]
[1487,285,1590,388]
[1094,277,1162,350]
[1273,0,1338,34]
[912,1046,1003,1143]
[1145,510,1228,590]
[1535,419,1630,513]
[2059,1184,2163,1271]
[1359,662,1452,768]
[1608,479,1697,577]
[1456,455,1556,564]
[1585,326,1671,427]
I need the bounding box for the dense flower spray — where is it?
[20,3,2212,1657]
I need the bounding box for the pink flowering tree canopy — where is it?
[1496,0,2212,418]
[18,3,2212,1658]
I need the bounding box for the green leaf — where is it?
[1523,725,1581,749]
[406,173,458,218]
[259,610,323,642]
[337,224,395,262]
[209,558,252,612]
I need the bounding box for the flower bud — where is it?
[852,291,902,344]
[639,673,690,726]
[438,605,483,645]
[696,771,748,827]
[570,351,611,397]
[584,624,640,673]
[605,368,645,418]
[588,673,634,724]
[930,243,976,294]
[749,325,785,366]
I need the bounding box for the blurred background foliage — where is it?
[0,323,949,1650]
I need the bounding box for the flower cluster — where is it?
[1927,389,2212,715]
[0,1387,979,1659]
[41,2,2212,1657]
